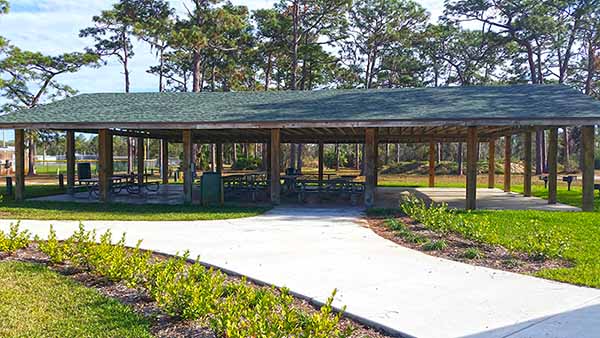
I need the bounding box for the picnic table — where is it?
[294,178,365,205]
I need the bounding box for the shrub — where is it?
[0,222,30,254]
[422,240,448,251]
[463,248,484,259]
[36,224,350,337]
[231,156,262,170]
[37,225,68,264]
[385,219,427,244]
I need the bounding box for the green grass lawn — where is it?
[0,201,269,221]
[0,184,268,221]
[461,210,600,288]
[0,261,152,338]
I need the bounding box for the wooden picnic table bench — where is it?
[295,179,365,205]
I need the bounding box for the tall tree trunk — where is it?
[296,144,303,171]
[27,137,36,176]
[384,144,389,165]
[192,52,202,92]
[355,144,360,169]
[289,144,296,169]
[335,144,340,171]
[457,143,463,176]
[396,144,401,163]
[265,52,272,91]
[232,144,237,164]
[564,128,571,172]
[290,1,299,90]
[535,130,544,175]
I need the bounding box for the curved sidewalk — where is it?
[1,207,599,337]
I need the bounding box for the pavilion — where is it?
[0,84,598,210]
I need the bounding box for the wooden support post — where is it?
[14,129,25,202]
[523,132,533,197]
[137,137,144,184]
[488,139,495,189]
[216,143,223,173]
[98,129,113,203]
[66,130,76,195]
[428,142,435,187]
[365,128,377,207]
[270,129,281,205]
[266,142,271,179]
[504,135,512,192]
[161,139,169,184]
[183,130,194,204]
[466,127,478,210]
[548,128,558,204]
[318,141,324,181]
[582,126,595,211]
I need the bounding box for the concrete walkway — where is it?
[2,207,599,337]
[377,187,581,211]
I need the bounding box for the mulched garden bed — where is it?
[1,244,392,338]
[367,214,572,275]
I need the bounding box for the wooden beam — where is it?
[161,139,169,184]
[523,132,532,197]
[548,128,558,204]
[428,142,435,187]
[98,129,113,202]
[504,135,512,192]
[183,130,194,204]
[137,136,145,184]
[582,126,595,211]
[318,141,324,181]
[66,130,76,195]
[365,128,377,207]
[14,129,25,202]
[488,138,496,189]
[270,129,281,205]
[466,127,478,210]
[216,143,223,173]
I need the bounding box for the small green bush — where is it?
[231,156,262,170]
[422,240,448,251]
[385,219,427,244]
[0,222,30,254]
[37,225,350,337]
[463,248,484,259]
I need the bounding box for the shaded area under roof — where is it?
[0,84,599,129]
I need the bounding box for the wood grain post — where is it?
[183,130,194,204]
[318,141,324,181]
[523,132,533,197]
[488,138,495,189]
[466,127,478,210]
[428,142,436,187]
[216,143,223,173]
[137,137,145,184]
[14,129,25,202]
[161,139,169,184]
[365,128,377,208]
[582,126,595,211]
[270,129,281,205]
[98,129,113,203]
[548,128,558,204]
[504,135,512,192]
[66,130,76,195]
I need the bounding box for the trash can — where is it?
[200,172,223,206]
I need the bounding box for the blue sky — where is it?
[0,0,445,140]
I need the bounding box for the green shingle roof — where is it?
[0,84,599,127]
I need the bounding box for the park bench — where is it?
[223,173,268,201]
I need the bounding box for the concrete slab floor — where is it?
[376,187,581,211]
[1,207,598,338]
